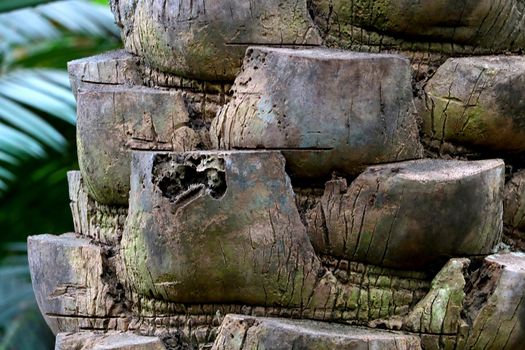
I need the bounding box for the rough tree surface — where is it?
[212,47,423,179]
[26,0,525,349]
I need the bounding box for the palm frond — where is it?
[0,0,121,195]
[0,245,54,350]
[39,1,118,36]
[0,152,17,165]
[0,153,77,243]
[0,70,76,123]
[0,0,120,68]
[0,69,76,191]
[0,0,59,13]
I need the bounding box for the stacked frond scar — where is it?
[28,1,525,349]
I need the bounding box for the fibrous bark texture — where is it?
[68,50,142,97]
[462,253,525,349]
[28,228,525,348]
[503,170,525,250]
[30,151,514,349]
[310,0,525,54]
[28,234,128,334]
[68,171,127,245]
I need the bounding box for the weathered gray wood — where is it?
[421,56,525,153]
[368,259,470,349]
[68,50,235,91]
[69,51,231,206]
[110,0,321,81]
[462,252,525,349]
[402,259,469,335]
[304,159,504,269]
[503,170,525,250]
[34,3,525,348]
[68,50,142,98]
[76,85,202,205]
[27,234,126,334]
[310,0,525,56]
[504,170,525,231]
[370,253,525,349]
[68,171,127,245]
[121,150,430,322]
[55,332,166,350]
[108,1,525,81]
[212,47,423,179]
[212,314,422,350]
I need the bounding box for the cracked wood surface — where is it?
[28,226,525,349]
[303,159,504,269]
[27,234,128,335]
[503,170,525,250]
[122,150,430,320]
[33,151,514,349]
[504,170,525,232]
[30,2,525,347]
[373,253,525,350]
[67,50,142,98]
[462,253,525,349]
[310,0,525,55]
[69,51,229,206]
[401,259,469,335]
[77,85,201,205]
[212,314,422,350]
[55,331,167,350]
[68,50,234,92]
[421,56,525,153]
[110,0,322,81]
[109,0,525,81]
[211,47,423,180]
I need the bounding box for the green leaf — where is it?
[0,168,15,181]
[36,69,72,87]
[0,76,76,124]
[0,8,58,40]
[2,242,28,254]
[0,307,54,350]
[0,124,46,158]
[0,0,59,13]
[0,152,18,165]
[0,94,67,152]
[0,265,29,276]
[10,35,120,69]
[0,1,120,52]
[0,289,35,324]
[0,255,29,267]
[0,0,116,345]
[0,22,26,44]
[0,254,54,350]
[5,70,76,105]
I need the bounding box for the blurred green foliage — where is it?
[0,0,121,348]
[0,0,120,243]
[0,244,55,350]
